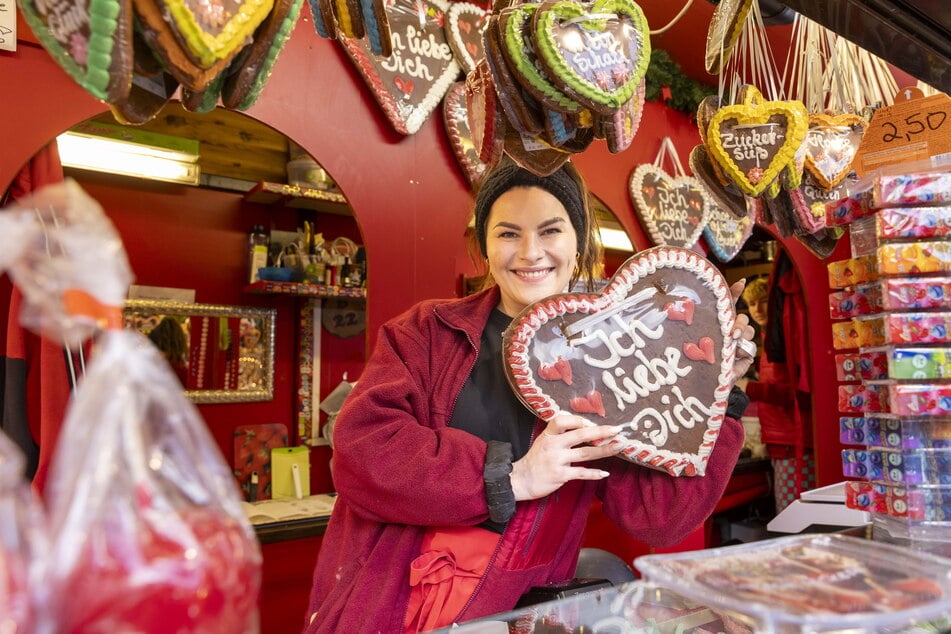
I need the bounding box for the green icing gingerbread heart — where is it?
[532,0,650,114]
[500,3,584,115]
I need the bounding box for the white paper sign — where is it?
[0,0,15,52]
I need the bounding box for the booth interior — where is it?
[1,7,905,631]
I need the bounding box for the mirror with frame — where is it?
[123,299,276,404]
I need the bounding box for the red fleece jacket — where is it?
[304,287,745,633]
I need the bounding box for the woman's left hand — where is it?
[730,280,757,380]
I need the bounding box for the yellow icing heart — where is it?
[707,98,808,198]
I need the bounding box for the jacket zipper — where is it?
[454,525,507,623]
[521,421,546,558]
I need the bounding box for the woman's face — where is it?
[485,186,579,317]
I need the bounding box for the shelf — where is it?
[244,182,351,215]
[244,280,366,299]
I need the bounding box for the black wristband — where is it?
[727,385,750,420]
[484,441,516,524]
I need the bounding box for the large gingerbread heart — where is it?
[445,1,489,75]
[532,0,650,114]
[503,247,736,476]
[803,113,867,189]
[443,81,489,186]
[341,0,460,135]
[629,164,710,249]
[702,199,754,262]
[707,98,808,198]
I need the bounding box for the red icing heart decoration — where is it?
[503,247,737,476]
[341,0,460,135]
[630,164,710,249]
[443,81,489,186]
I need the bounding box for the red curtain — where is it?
[1,142,69,495]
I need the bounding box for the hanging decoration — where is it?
[341,0,461,135]
[445,1,490,76]
[443,81,489,186]
[702,197,755,262]
[630,137,710,249]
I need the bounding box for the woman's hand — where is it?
[509,414,622,501]
[730,280,757,380]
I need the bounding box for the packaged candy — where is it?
[884,312,951,345]
[877,418,951,450]
[873,170,951,209]
[876,206,951,240]
[831,317,885,349]
[835,353,862,381]
[838,383,889,413]
[845,480,951,521]
[827,255,878,289]
[828,284,882,319]
[835,351,888,382]
[823,187,873,227]
[839,416,884,447]
[887,347,951,380]
[844,447,951,485]
[841,448,886,480]
[880,275,951,310]
[877,241,951,275]
[848,215,879,257]
[888,383,951,416]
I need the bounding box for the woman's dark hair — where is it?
[467,158,603,293]
[147,317,189,365]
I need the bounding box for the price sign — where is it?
[322,298,366,338]
[0,0,15,52]
[855,92,951,176]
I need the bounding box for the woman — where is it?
[305,159,755,633]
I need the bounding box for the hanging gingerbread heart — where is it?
[689,144,751,220]
[532,0,650,114]
[18,0,134,103]
[803,113,867,189]
[702,200,754,262]
[443,81,489,186]
[502,247,737,476]
[445,1,489,75]
[706,96,808,198]
[341,0,460,135]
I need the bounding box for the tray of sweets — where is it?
[872,170,951,209]
[886,346,951,380]
[880,275,951,311]
[876,205,951,240]
[634,534,951,632]
[888,384,951,416]
[828,255,878,289]
[829,285,882,319]
[846,480,951,521]
[839,384,889,413]
[836,351,888,382]
[842,416,951,450]
[878,241,951,275]
[832,317,884,350]
[842,447,951,485]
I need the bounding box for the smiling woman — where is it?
[123,299,276,404]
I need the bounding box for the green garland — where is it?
[644,49,716,117]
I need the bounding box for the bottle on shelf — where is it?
[248,225,270,284]
[340,256,353,288]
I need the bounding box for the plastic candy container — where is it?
[824,187,874,226]
[835,351,888,382]
[888,384,951,416]
[876,206,951,240]
[887,347,951,380]
[840,416,884,446]
[829,285,882,319]
[878,241,951,275]
[843,447,951,485]
[881,276,951,311]
[828,255,878,288]
[884,312,951,345]
[838,384,889,413]
[831,317,885,349]
[846,480,951,521]
[873,170,951,209]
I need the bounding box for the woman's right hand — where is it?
[509,414,623,501]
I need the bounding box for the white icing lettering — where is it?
[624,385,711,446]
[381,25,452,81]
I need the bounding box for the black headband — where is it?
[473,163,587,258]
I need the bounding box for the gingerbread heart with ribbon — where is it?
[531,0,650,114]
[341,0,460,135]
[706,92,808,198]
[630,137,710,249]
[443,81,489,186]
[803,112,867,190]
[502,246,737,476]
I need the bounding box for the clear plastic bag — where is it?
[36,330,262,633]
[0,432,46,632]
